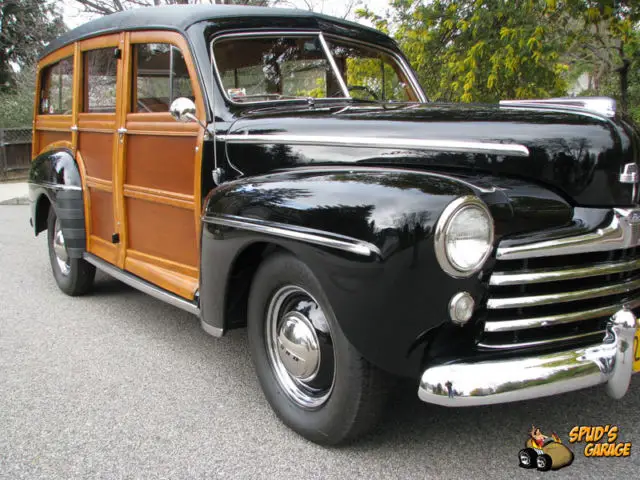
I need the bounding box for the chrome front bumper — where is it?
[418,309,639,406]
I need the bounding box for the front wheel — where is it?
[518,448,537,468]
[47,207,95,296]
[536,453,553,471]
[247,252,389,445]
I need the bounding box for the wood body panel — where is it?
[125,198,198,269]
[124,135,196,195]
[77,133,115,180]
[88,189,115,242]
[34,29,204,300]
[36,131,72,153]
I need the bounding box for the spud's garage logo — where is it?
[518,426,574,471]
[568,425,632,457]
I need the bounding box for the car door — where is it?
[116,31,206,299]
[76,34,124,266]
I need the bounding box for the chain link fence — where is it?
[0,128,32,181]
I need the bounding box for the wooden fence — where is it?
[0,128,32,181]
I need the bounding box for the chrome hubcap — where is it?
[266,285,335,409]
[52,218,70,275]
[277,311,321,381]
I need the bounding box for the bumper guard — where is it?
[418,309,639,406]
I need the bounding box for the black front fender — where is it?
[200,167,489,377]
[28,148,86,259]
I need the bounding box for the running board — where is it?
[83,253,200,317]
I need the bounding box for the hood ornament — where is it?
[500,96,616,118]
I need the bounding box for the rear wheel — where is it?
[47,207,95,296]
[247,252,389,445]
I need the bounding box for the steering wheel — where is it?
[347,85,379,101]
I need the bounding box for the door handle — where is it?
[117,127,127,144]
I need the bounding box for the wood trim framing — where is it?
[123,185,195,210]
[85,176,113,192]
[125,256,198,299]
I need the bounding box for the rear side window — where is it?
[133,43,194,113]
[84,48,117,113]
[39,57,74,115]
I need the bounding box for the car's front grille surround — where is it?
[479,210,640,350]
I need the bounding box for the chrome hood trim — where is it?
[217,133,530,157]
[496,208,640,260]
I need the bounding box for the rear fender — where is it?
[28,148,86,259]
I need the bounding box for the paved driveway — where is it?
[1,205,638,479]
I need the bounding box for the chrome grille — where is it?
[480,209,640,350]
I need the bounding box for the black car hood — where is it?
[224,102,640,207]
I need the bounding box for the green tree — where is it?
[561,0,640,115]
[0,0,65,92]
[72,0,271,16]
[359,0,569,103]
[0,63,36,127]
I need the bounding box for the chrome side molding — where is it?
[28,181,82,192]
[217,134,530,157]
[496,208,640,260]
[82,253,200,317]
[500,96,616,118]
[202,214,381,258]
[418,308,639,406]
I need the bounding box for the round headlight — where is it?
[435,196,494,277]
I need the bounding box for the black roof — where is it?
[42,4,384,58]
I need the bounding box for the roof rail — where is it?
[499,96,616,118]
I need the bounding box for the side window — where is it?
[133,43,194,113]
[84,48,117,113]
[39,57,74,115]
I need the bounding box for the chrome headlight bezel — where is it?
[434,196,494,278]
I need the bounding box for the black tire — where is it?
[247,251,389,445]
[47,207,95,296]
[536,453,552,471]
[518,448,537,469]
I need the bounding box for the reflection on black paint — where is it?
[225,102,638,207]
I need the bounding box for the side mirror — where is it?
[170,97,197,123]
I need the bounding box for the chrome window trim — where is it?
[321,32,428,103]
[208,29,426,105]
[202,214,381,258]
[489,257,640,286]
[484,297,640,333]
[495,208,640,260]
[433,196,495,278]
[487,275,640,310]
[217,133,530,157]
[317,32,349,98]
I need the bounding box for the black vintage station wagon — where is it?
[29,4,640,444]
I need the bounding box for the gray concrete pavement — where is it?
[0,182,28,205]
[1,205,638,479]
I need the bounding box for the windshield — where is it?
[212,34,421,103]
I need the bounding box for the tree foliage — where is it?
[72,0,269,16]
[560,0,640,114]
[358,0,639,120]
[0,0,65,92]
[0,63,36,128]
[358,1,571,103]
